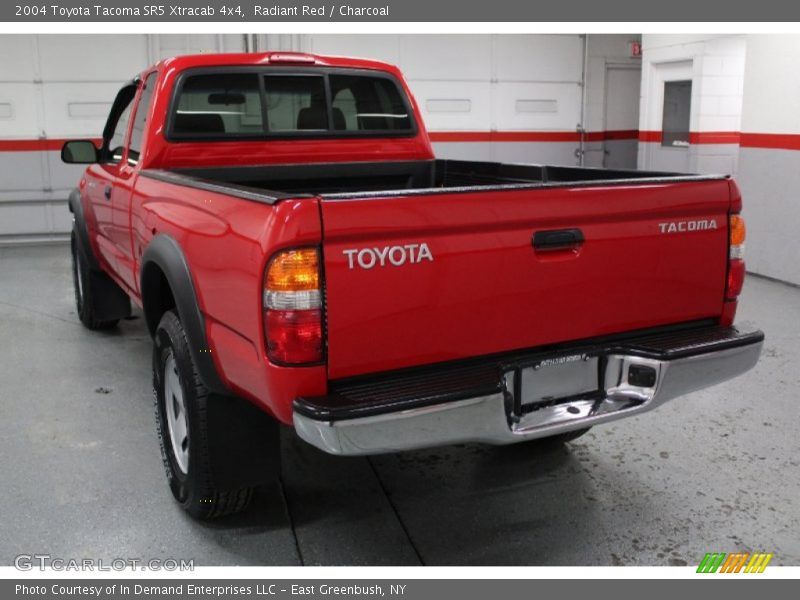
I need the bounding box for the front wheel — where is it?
[153,310,257,519]
[71,230,125,330]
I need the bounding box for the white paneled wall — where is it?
[0,34,245,244]
[305,34,585,135]
[637,34,746,175]
[0,33,640,244]
[737,35,800,286]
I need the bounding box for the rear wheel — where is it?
[153,310,259,519]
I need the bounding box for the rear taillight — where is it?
[726,214,746,301]
[263,248,324,365]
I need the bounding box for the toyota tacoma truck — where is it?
[61,52,763,519]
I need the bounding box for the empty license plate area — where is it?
[506,353,602,416]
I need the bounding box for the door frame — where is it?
[602,61,642,169]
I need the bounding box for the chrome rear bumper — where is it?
[294,326,763,456]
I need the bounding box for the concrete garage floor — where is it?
[0,244,798,567]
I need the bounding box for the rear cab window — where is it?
[168,68,416,139]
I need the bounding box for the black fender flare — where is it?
[142,235,280,488]
[68,188,99,270]
[140,234,229,396]
[69,187,131,322]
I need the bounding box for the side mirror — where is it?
[61,140,99,164]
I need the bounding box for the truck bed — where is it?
[140,158,733,379]
[142,159,724,201]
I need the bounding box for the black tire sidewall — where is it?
[71,231,88,320]
[153,312,203,509]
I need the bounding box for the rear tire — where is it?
[153,309,257,519]
[71,229,126,330]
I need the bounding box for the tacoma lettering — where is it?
[658,219,718,233]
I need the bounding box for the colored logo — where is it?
[697,552,773,573]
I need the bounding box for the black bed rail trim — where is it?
[169,159,435,186]
[320,172,730,201]
[140,169,312,205]
[142,159,727,205]
[294,324,764,422]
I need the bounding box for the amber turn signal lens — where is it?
[730,214,746,247]
[266,249,320,292]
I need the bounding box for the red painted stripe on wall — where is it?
[0,138,102,152]
[740,133,800,151]
[0,139,68,151]
[689,131,741,144]
[638,131,663,143]
[639,130,800,150]
[6,131,798,151]
[592,129,640,141]
[428,130,639,143]
[639,131,743,145]
[429,131,579,142]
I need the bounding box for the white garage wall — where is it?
[0,34,245,245]
[737,35,800,286]
[637,34,746,175]
[301,34,640,165]
[583,35,642,168]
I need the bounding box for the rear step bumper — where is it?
[293,326,764,456]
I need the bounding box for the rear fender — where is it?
[141,234,228,395]
[142,234,280,488]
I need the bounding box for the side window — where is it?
[107,102,133,165]
[127,72,158,166]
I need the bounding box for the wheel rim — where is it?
[164,351,189,474]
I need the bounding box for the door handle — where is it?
[532,228,584,251]
[104,185,112,200]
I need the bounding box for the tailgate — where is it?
[320,179,732,379]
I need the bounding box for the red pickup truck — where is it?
[62,52,763,519]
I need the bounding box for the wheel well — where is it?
[141,262,177,337]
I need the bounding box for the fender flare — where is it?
[141,234,229,396]
[68,188,99,269]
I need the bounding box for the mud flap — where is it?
[206,394,282,491]
[86,264,132,321]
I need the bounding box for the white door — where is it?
[603,65,641,169]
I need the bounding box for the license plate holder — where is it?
[505,353,602,416]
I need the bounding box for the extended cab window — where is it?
[127,72,158,166]
[107,102,133,164]
[169,69,415,139]
[173,73,264,137]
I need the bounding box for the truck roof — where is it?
[151,51,402,78]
